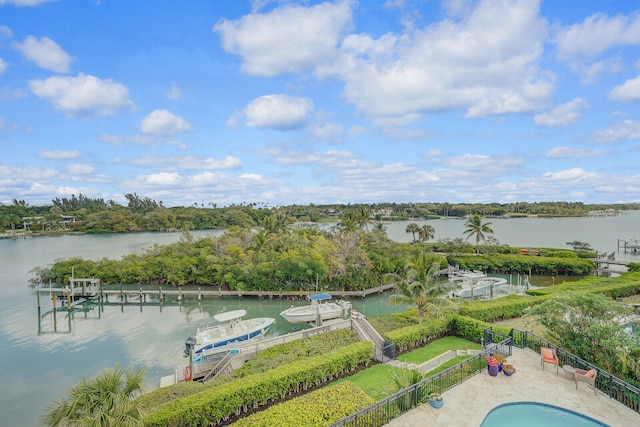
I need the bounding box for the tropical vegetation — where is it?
[3,194,637,235]
[43,365,146,427]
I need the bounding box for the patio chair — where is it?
[575,368,597,395]
[540,347,559,374]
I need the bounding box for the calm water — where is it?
[1,213,639,426]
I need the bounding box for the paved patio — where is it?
[384,347,640,427]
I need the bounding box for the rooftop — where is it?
[384,347,640,427]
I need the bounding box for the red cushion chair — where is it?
[540,347,559,374]
[575,368,598,395]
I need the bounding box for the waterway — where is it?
[1,212,639,426]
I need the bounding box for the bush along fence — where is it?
[329,323,639,427]
[144,342,374,427]
[514,329,640,414]
[328,352,489,427]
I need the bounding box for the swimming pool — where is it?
[480,402,609,427]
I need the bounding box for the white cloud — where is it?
[139,109,192,135]
[0,0,55,5]
[29,73,135,117]
[38,150,81,160]
[333,0,552,118]
[309,121,344,143]
[226,109,242,129]
[545,146,607,159]
[66,163,94,175]
[442,154,523,176]
[0,87,26,100]
[144,172,182,186]
[591,119,640,144]
[131,155,242,170]
[214,0,354,76]
[533,98,588,127]
[555,12,640,64]
[539,168,598,184]
[424,149,444,159]
[0,25,11,38]
[608,74,640,102]
[166,83,182,100]
[13,36,72,73]
[244,95,313,130]
[0,58,6,75]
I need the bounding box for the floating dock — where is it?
[618,238,640,254]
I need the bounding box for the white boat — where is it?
[279,293,351,324]
[183,309,275,356]
[448,270,508,298]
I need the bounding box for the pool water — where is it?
[480,402,609,427]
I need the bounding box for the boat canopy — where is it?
[308,293,332,301]
[213,309,246,322]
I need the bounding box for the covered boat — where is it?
[184,309,275,356]
[279,293,351,324]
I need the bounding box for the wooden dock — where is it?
[618,238,640,254]
[35,279,396,310]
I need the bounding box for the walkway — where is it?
[384,347,640,427]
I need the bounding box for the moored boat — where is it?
[183,309,275,356]
[279,293,351,324]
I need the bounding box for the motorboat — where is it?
[184,309,275,356]
[448,270,509,298]
[279,293,351,324]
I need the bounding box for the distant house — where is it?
[325,209,342,218]
[374,207,394,217]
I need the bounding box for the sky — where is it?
[1,0,640,208]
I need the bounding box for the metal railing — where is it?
[329,328,640,427]
[328,351,488,426]
[516,329,640,414]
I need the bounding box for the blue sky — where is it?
[1,0,640,207]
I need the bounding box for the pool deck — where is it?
[384,347,640,427]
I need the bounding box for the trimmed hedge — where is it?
[144,341,374,427]
[447,254,594,275]
[458,294,550,322]
[230,381,374,427]
[526,272,640,298]
[383,317,450,353]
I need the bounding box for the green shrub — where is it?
[384,318,450,353]
[458,295,549,322]
[144,342,374,427]
[446,254,593,275]
[230,381,374,427]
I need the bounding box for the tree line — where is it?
[3,193,638,234]
[30,213,594,291]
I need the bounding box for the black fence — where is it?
[517,329,640,414]
[328,328,640,427]
[328,351,488,427]
[482,327,513,357]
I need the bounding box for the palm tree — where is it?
[386,253,454,323]
[405,222,420,243]
[43,365,146,427]
[263,213,288,235]
[462,214,494,254]
[373,221,387,233]
[337,211,359,236]
[418,224,435,242]
[387,367,425,411]
[355,205,372,230]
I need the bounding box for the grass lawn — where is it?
[423,355,471,376]
[396,336,481,364]
[335,365,405,400]
[335,336,481,400]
